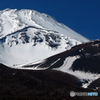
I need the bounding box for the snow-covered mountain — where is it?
[0,8,88,42]
[1,8,100,98]
[0,8,89,67]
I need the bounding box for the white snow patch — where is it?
[82,80,93,88]
[55,56,80,70]
[53,56,100,88]
[49,58,60,68]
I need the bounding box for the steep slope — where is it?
[0,9,89,67]
[21,40,100,87]
[21,40,100,71]
[0,26,81,67]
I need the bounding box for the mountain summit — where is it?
[0,9,89,67]
[0,9,88,42]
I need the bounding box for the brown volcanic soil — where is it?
[0,64,100,100]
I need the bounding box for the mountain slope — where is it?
[0,9,89,67]
[0,64,99,100]
[21,40,100,88]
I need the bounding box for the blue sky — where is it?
[0,0,100,40]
